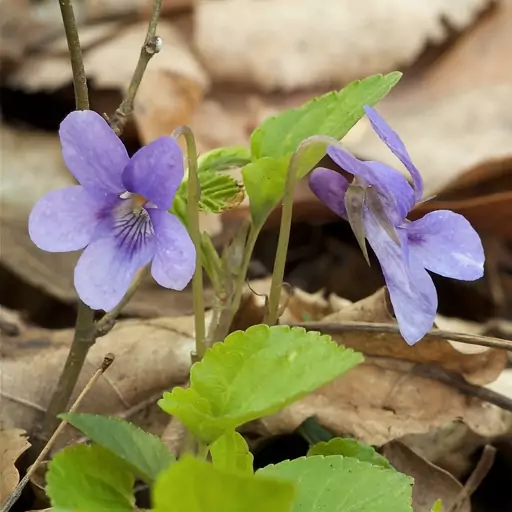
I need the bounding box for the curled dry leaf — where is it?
[246,287,510,446]
[0,316,196,450]
[195,0,491,91]
[317,288,508,386]
[381,441,470,512]
[0,124,208,316]
[0,429,31,502]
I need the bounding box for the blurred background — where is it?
[2,2,512,509]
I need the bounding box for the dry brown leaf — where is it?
[0,428,31,502]
[0,124,209,316]
[256,358,511,446]
[0,316,197,449]
[381,441,470,512]
[319,288,507,385]
[8,21,209,142]
[195,0,491,92]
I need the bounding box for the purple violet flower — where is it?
[309,105,484,345]
[29,110,195,311]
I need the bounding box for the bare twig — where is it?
[290,321,512,352]
[58,0,89,110]
[1,354,115,512]
[448,444,496,512]
[109,0,163,134]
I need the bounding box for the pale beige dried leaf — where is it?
[343,86,512,198]
[0,124,208,316]
[381,441,470,512]
[9,21,209,94]
[195,0,491,91]
[0,316,196,450]
[0,429,31,501]
[257,360,511,446]
[84,0,192,20]
[321,288,507,385]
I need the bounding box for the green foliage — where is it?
[250,72,401,160]
[152,455,295,512]
[198,146,252,173]
[159,325,363,443]
[307,438,391,469]
[210,431,254,474]
[241,156,289,228]
[243,73,401,228]
[259,455,413,512]
[61,413,174,483]
[46,444,135,511]
[431,499,444,512]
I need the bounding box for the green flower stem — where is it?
[172,126,206,361]
[207,223,259,344]
[264,138,319,325]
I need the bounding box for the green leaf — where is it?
[307,438,391,469]
[158,325,363,443]
[210,431,254,474]
[431,499,444,512]
[241,156,289,228]
[152,455,295,512]
[251,72,402,159]
[198,146,252,173]
[61,413,174,483]
[259,455,413,512]
[196,172,244,213]
[46,444,135,512]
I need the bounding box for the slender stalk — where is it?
[172,126,206,360]
[109,0,163,134]
[208,224,259,343]
[265,138,319,325]
[2,354,115,512]
[290,321,512,352]
[58,0,88,110]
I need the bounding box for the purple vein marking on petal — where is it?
[363,105,424,201]
[59,110,128,195]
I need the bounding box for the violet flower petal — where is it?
[365,208,437,345]
[59,111,128,195]
[148,209,196,290]
[28,186,104,252]
[309,167,349,218]
[74,215,157,311]
[122,137,184,210]
[364,161,415,223]
[405,210,485,280]
[363,105,424,201]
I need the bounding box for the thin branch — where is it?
[109,0,163,134]
[290,321,512,352]
[95,266,150,336]
[58,0,89,110]
[2,354,115,512]
[448,444,496,512]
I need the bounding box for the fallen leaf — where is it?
[256,357,511,447]
[8,21,209,143]
[0,124,210,317]
[83,0,192,21]
[195,0,491,91]
[317,288,508,386]
[0,429,31,501]
[381,441,470,512]
[0,315,198,450]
